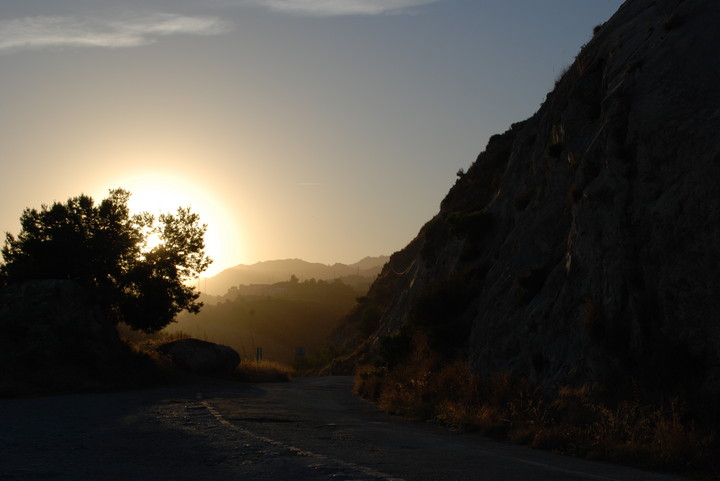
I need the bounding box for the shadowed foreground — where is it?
[0,377,691,481]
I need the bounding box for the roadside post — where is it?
[295,346,306,376]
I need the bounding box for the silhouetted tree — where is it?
[0,189,211,332]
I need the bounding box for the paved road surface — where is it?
[0,376,691,480]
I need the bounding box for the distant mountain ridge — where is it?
[201,256,389,296]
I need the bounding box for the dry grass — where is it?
[118,324,192,350]
[354,364,386,400]
[354,337,719,479]
[234,359,294,383]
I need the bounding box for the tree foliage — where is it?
[0,189,211,332]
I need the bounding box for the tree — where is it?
[0,189,212,332]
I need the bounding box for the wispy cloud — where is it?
[0,13,232,53]
[247,0,442,16]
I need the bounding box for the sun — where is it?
[95,172,243,278]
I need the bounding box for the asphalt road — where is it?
[0,376,691,481]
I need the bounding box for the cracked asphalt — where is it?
[0,376,691,480]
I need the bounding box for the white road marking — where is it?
[200,397,662,481]
[201,400,408,481]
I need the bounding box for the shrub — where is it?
[408,277,476,352]
[446,210,495,239]
[303,344,350,373]
[373,327,413,368]
[234,359,293,382]
[420,218,447,262]
[515,265,549,304]
[354,354,719,477]
[358,302,383,337]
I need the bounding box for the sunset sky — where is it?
[0,0,623,277]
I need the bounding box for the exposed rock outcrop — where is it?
[342,0,720,411]
[157,338,240,375]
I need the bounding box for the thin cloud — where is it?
[0,13,232,53]
[249,0,442,16]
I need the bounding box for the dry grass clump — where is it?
[354,364,386,400]
[234,359,294,383]
[355,332,480,421]
[354,334,719,478]
[120,330,195,383]
[118,324,192,350]
[585,399,715,472]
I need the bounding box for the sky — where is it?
[0,0,624,277]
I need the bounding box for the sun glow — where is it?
[96,172,244,278]
[142,231,163,252]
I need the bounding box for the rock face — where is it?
[157,339,240,375]
[343,0,720,407]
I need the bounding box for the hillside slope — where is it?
[342,0,720,417]
[169,278,358,365]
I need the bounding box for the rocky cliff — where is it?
[343,0,720,409]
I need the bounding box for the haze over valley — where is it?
[164,257,389,365]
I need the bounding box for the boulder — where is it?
[157,338,240,375]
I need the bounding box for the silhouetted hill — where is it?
[200,256,388,296]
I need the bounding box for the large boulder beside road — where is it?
[157,338,240,375]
